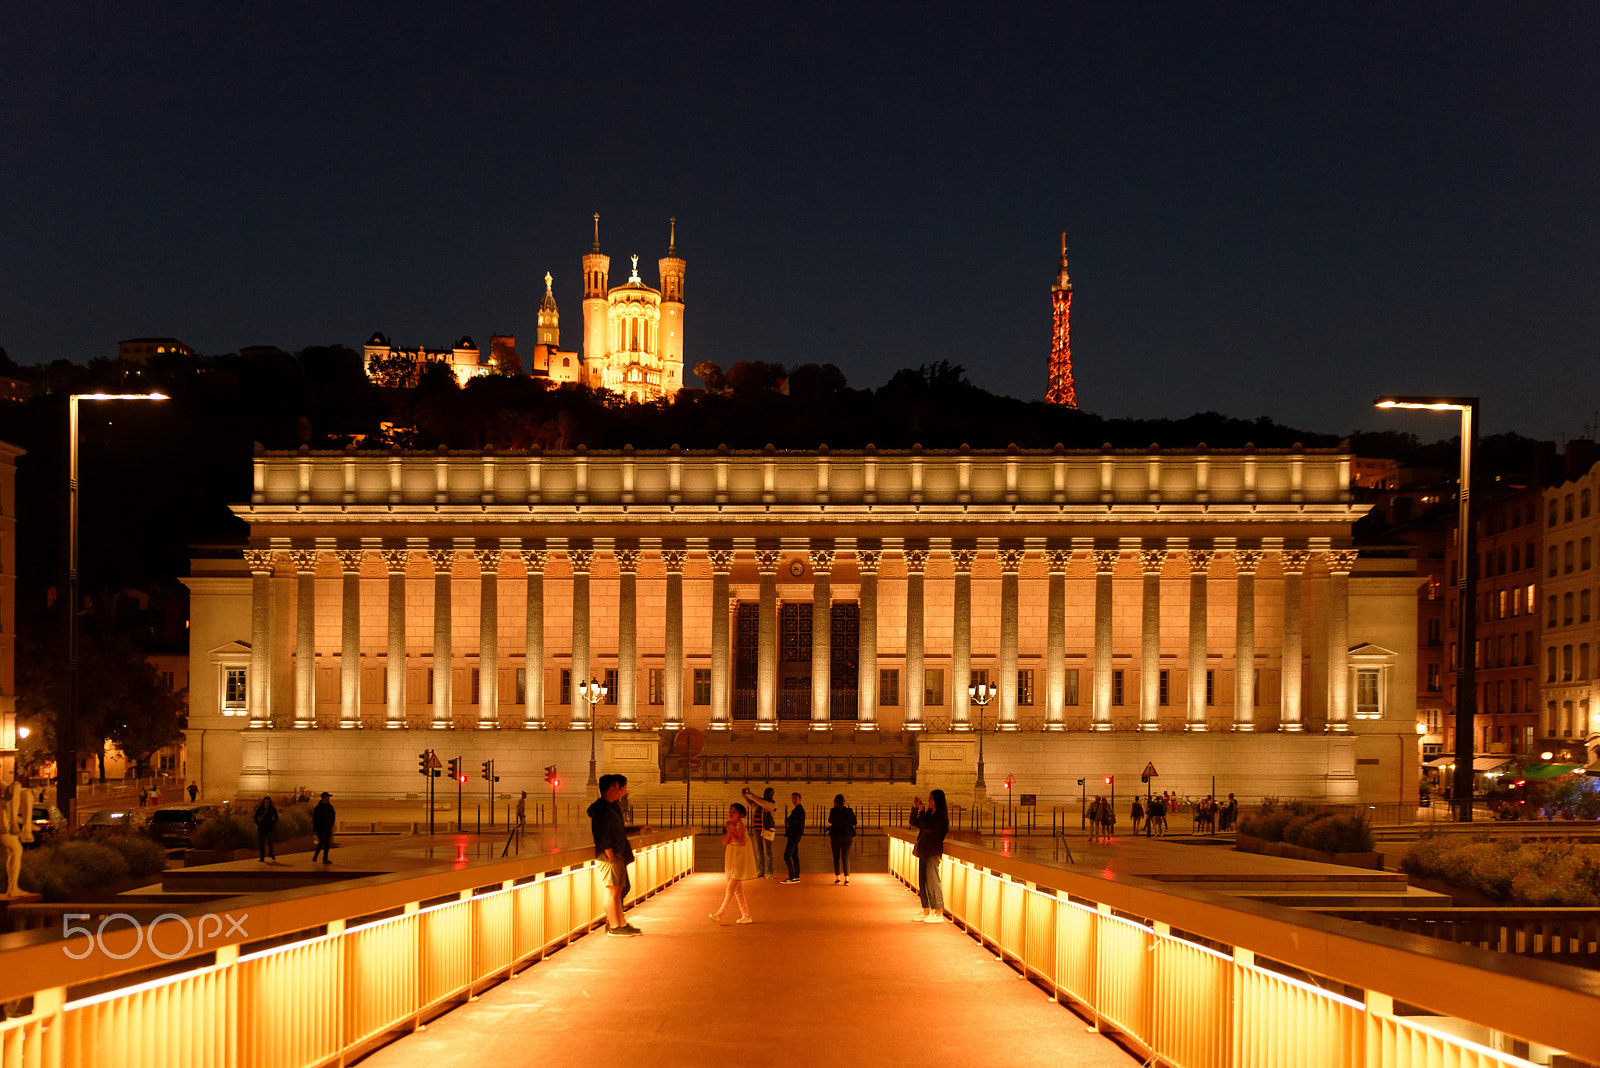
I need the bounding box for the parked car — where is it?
[145,806,210,848]
[80,809,147,835]
[27,803,66,847]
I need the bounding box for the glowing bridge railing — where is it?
[888,832,1600,1068]
[0,832,694,1068]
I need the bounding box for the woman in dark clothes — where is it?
[827,793,857,884]
[908,789,949,922]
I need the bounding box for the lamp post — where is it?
[62,392,167,820]
[1375,395,1477,822]
[968,680,996,790]
[578,676,608,787]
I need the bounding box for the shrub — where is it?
[193,811,257,851]
[18,840,132,902]
[1238,799,1371,852]
[105,834,169,878]
[275,805,313,841]
[1400,836,1600,906]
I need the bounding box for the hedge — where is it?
[1400,836,1600,906]
[1237,798,1375,854]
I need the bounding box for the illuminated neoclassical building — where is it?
[184,445,1421,805]
[579,215,685,402]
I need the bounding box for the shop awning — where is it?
[1519,763,1581,780]
[1422,756,1510,771]
[1423,756,1454,768]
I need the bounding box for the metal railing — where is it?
[888,830,1600,1067]
[0,831,695,1068]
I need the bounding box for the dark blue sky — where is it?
[4,3,1597,440]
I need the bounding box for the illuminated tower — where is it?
[1046,232,1078,408]
[537,271,559,346]
[581,213,610,381]
[657,217,686,395]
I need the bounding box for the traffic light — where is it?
[1104,775,1114,785]
[1140,773,1150,784]
[481,759,497,782]
[418,750,431,776]
[544,765,559,787]
[1076,778,1085,786]
[447,757,461,780]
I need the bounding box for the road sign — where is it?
[1142,761,1158,779]
[673,728,706,758]
[1019,794,1037,807]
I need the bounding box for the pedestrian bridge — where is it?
[1,831,1597,1068]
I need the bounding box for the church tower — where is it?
[1045,233,1078,408]
[537,271,559,346]
[657,217,686,395]
[581,213,610,380]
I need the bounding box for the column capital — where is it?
[1044,548,1073,574]
[474,548,502,574]
[754,547,782,574]
[856,548,881,574]
[1186,549,1214,575]
[808,543,835,575]
[380,548,410,574]
[708,547,736,573]
[287,548,320,574]
[334,548,365,574]
[244,548,276,574]
[1281,548,1312,575]
[951,547,978,573]
[997,546,1025,574]
[903,547,930,573]
[519,546,548,573]
[425,548,456,574]
[1326,548,1359,574]
[614,547,641,573]
[1234,549,1264,575]
[1138,548,1168,575]
[661,547,689,573]
[1091,548,1120,574]
[567,546,594,573]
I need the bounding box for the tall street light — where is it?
[578,676,608,787]
[968,680,996,790]
[62,392,167,819]
[1375,395,1477,822]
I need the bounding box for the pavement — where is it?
[357,870,1136,1068]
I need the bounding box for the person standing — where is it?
[253,796,279,863]
[781,792,805,883]
[310,792,336,863]
[515,790,527,831]
[588,775,640,936]
[1131,796,1145,837]
[708,802,757,924]
[827,793,857,884]
[740,787,778,879]
[909,789,949,922]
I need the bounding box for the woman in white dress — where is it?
[710,802,758,924]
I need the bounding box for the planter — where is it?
[1236,833,1384,870]
[183,835,315,867]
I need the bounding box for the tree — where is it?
[368,351,418,389]
[693,361,726,392]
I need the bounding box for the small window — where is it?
[427,668,435,703]
[1549,500,1559,528]
[1205,669,1215,706]
[1111,670,1124,707]
[515,668,527,704]
[1017,669,1034,706]
[471,668,481,705]
[223,667,248,710]
[1564,592,1575,625]
[1583,489,1592,517]
[879,668,900,706]
[1158,670,1169,706]
[1254,668,1261,706]
[1563,645,1575,682]
[1426,663,1442,692]
[1565,541,1575,574]
[560,668,571,706]
[648,668,665,705]
[1583,538,1592,570]
[1547,647,1558,683]
[1063,668,1080,706]
[1566,494,1575,522]
[692,668,711,705]
[603,668,619,704]
[1426,618,1441,645]
[1355,668,1381,719]
[924,668,945,707]
[1582,589,1592,623]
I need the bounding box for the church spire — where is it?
[668,216,676,256]
[1045,232,1079,408]
[592,212,601,253]
[537,271,559,346]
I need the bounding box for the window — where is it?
[471,669,481,705]
[1426,618,1442,645]
[1584,538,1592,570]
[1582,589,1592,623]
[692,668,711,705]
[1205,670,1215,706]
[1017,669,1034,706]
[648,668,664,705]
[1549,499,1559,528]
[223,668,248,711]
[1111,670,1124,706]
[1525,631,1534,665]
[1496,636,1505,668]
[560,668,571,706]
[1547,647,1557,683]
[1158,670,1170,706]
[971,668,990,692]
[1565,541,1575,574]
[1562,645,1574,682]
[516,668,527,704]
[1426,663,1442,692]
[1549,596,1559,627]
[1584,489,1592,517]
[1511,545,1521,572]
[1512,587,1522,616]
[1253,668,1261,705]
[1566,494,1575,522]
[1063,668,1080,706]
[427,668,434,703]
[1356,669,1381,719]
[879,668,900,706]
[603,668,618,704]
[1549,548,1559,578]
[1564,592,1575,625]
[924,668,945,706]
[1510,633,1520,664]
[1581,643,1591,681]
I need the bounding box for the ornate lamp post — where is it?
[1376,395,1478,822]
[968,680,996,790]
[578,676,608,787]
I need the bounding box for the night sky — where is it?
[4,3,1598,441]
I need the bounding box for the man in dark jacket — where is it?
[588,775,640,935]
[781,792,805,883]
[310,792,336,863]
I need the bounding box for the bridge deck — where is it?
[357,871,1133,1068]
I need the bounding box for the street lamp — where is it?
[61,392,168,819]
[1375,395,1477,822]
[578,676,608,787]
[968,680,996,790]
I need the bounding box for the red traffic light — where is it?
[1104,775,1113,785]
[458,774,468,784]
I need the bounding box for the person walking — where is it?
[909,789,949,922]
[1149,794,1167,837]
[741,787,778,879]
[1131,796,1145,837]
[515,790,527,830]
[187,782,199,803]
[781,791,805,883]
[709,802,757,924]
[827,793,857,884]
[310,792,336,863]
[253,796,279,863]
[588,775,640,936]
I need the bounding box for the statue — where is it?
[1,778,35,898]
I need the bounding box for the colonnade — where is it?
[240,541,1359,734]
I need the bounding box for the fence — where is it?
[0,831,695,1068]
[888,830,1600,1067]
[1314,908,1600,967]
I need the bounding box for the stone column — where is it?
[245,549,274,728]
[708,546,734,730]
[1280,549,1310,731]
[427,547,455,729]
[615,546,639,729]
[1233,548,1263,731]
[1140,547,1166,731]
[856,546,881,730]
[755,546,781,730]
[1327,549,1357,732]
[952,547,976,729]
[998,546,1025,729]
[335,548,364,729]
[1186,549,1213,731]
[663,547,687,729]
[519,544,546,729]
[568,544,593,728]
[1091,548,1119,730]
[475,548,501,729]
[809,542,835,731]
[290,547,318,729]
[1044,548,1070,730]
[904,546,929,730]
[381,548,409,729]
